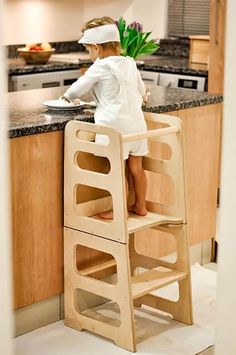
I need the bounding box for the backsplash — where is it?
[155,37,190,58]
[7,37,190,59]
[7,41,85,58]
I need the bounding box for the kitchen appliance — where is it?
[140,70,206,91]
[139,70,159,86]
[9,69,81,92]
[159,72,206,91]
[33,52,208,92]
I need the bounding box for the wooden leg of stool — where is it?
[129,233,143,308]
[143,276,192,325]
[135,224,193,325]
[140,270,193,325]
[173,225,193,325]
[115,242,136,352]
[64,228,83,331]
[129,233,136,276]
[64,288,83,331]
[173,277,193,325]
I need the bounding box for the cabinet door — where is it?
[139,71,159,86]
[208,0,226,94]
[178,104,221,245]
[11,132,64,309]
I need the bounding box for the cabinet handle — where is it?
[142,78,154,82]
[214,0,219,45]
[42,82,60,88]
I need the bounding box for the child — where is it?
[61,16,148,219]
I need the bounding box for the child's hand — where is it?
[59,95,72,104]
[142,86,151,105]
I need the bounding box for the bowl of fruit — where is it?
[17,42,55,64]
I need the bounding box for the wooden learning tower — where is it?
[64,112,193,352]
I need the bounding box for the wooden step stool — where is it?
[64,112,193,352]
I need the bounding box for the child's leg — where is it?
[128,155,147,216]
[97,163,129,220]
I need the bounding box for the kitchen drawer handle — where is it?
[42,82,60,88]
[142,78,155,82]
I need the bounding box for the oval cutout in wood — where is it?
[75,151,111,174]
[74,289,121,327]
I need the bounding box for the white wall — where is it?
[82,0,168,38]
[5,0,168,44]
[0,0,14,353]
[129,0,168,38]
[215,0,236,354]
[5,0,84,44]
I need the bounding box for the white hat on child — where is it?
[78,24,120,44]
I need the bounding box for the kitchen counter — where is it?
[8,58,81,75]
[8,54,208,77]
[9,87,93,138]
[142,56,208,76]
[9,85,223,138]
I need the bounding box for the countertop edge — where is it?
[8,95,223,139]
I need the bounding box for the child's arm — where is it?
[62,63,102,101]
[136,71,150,104]
[137,70,146,97]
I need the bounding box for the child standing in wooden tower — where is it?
[61,16,148,219]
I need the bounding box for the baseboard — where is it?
[15,295,61,337]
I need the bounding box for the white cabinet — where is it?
[139,70,159,86]
[9,69,81,92]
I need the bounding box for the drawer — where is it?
[139,71,159,85]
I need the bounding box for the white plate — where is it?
[41,99,96,110]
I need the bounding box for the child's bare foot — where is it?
[128,205,147,216]
[97,210,129,220]
[97,210,114,220]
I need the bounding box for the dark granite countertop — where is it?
[8,54,208,77]
[8,85,223,139]
[8,58,81,75]
[142,56,208,77]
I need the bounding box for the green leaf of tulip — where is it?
[116,17,159,59]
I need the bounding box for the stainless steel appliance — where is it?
[9,69,81,92]
[140,70,207,91]
[159,72,206,91]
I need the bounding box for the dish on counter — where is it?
[41,99,96,110]
[17,43,55,64]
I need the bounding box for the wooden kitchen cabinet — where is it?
[10,131,64,309]
[178,104,221,244]
[11,103,221,309]
[189,35,210,64]
[208,0,226,94]
[10,130,115,309]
